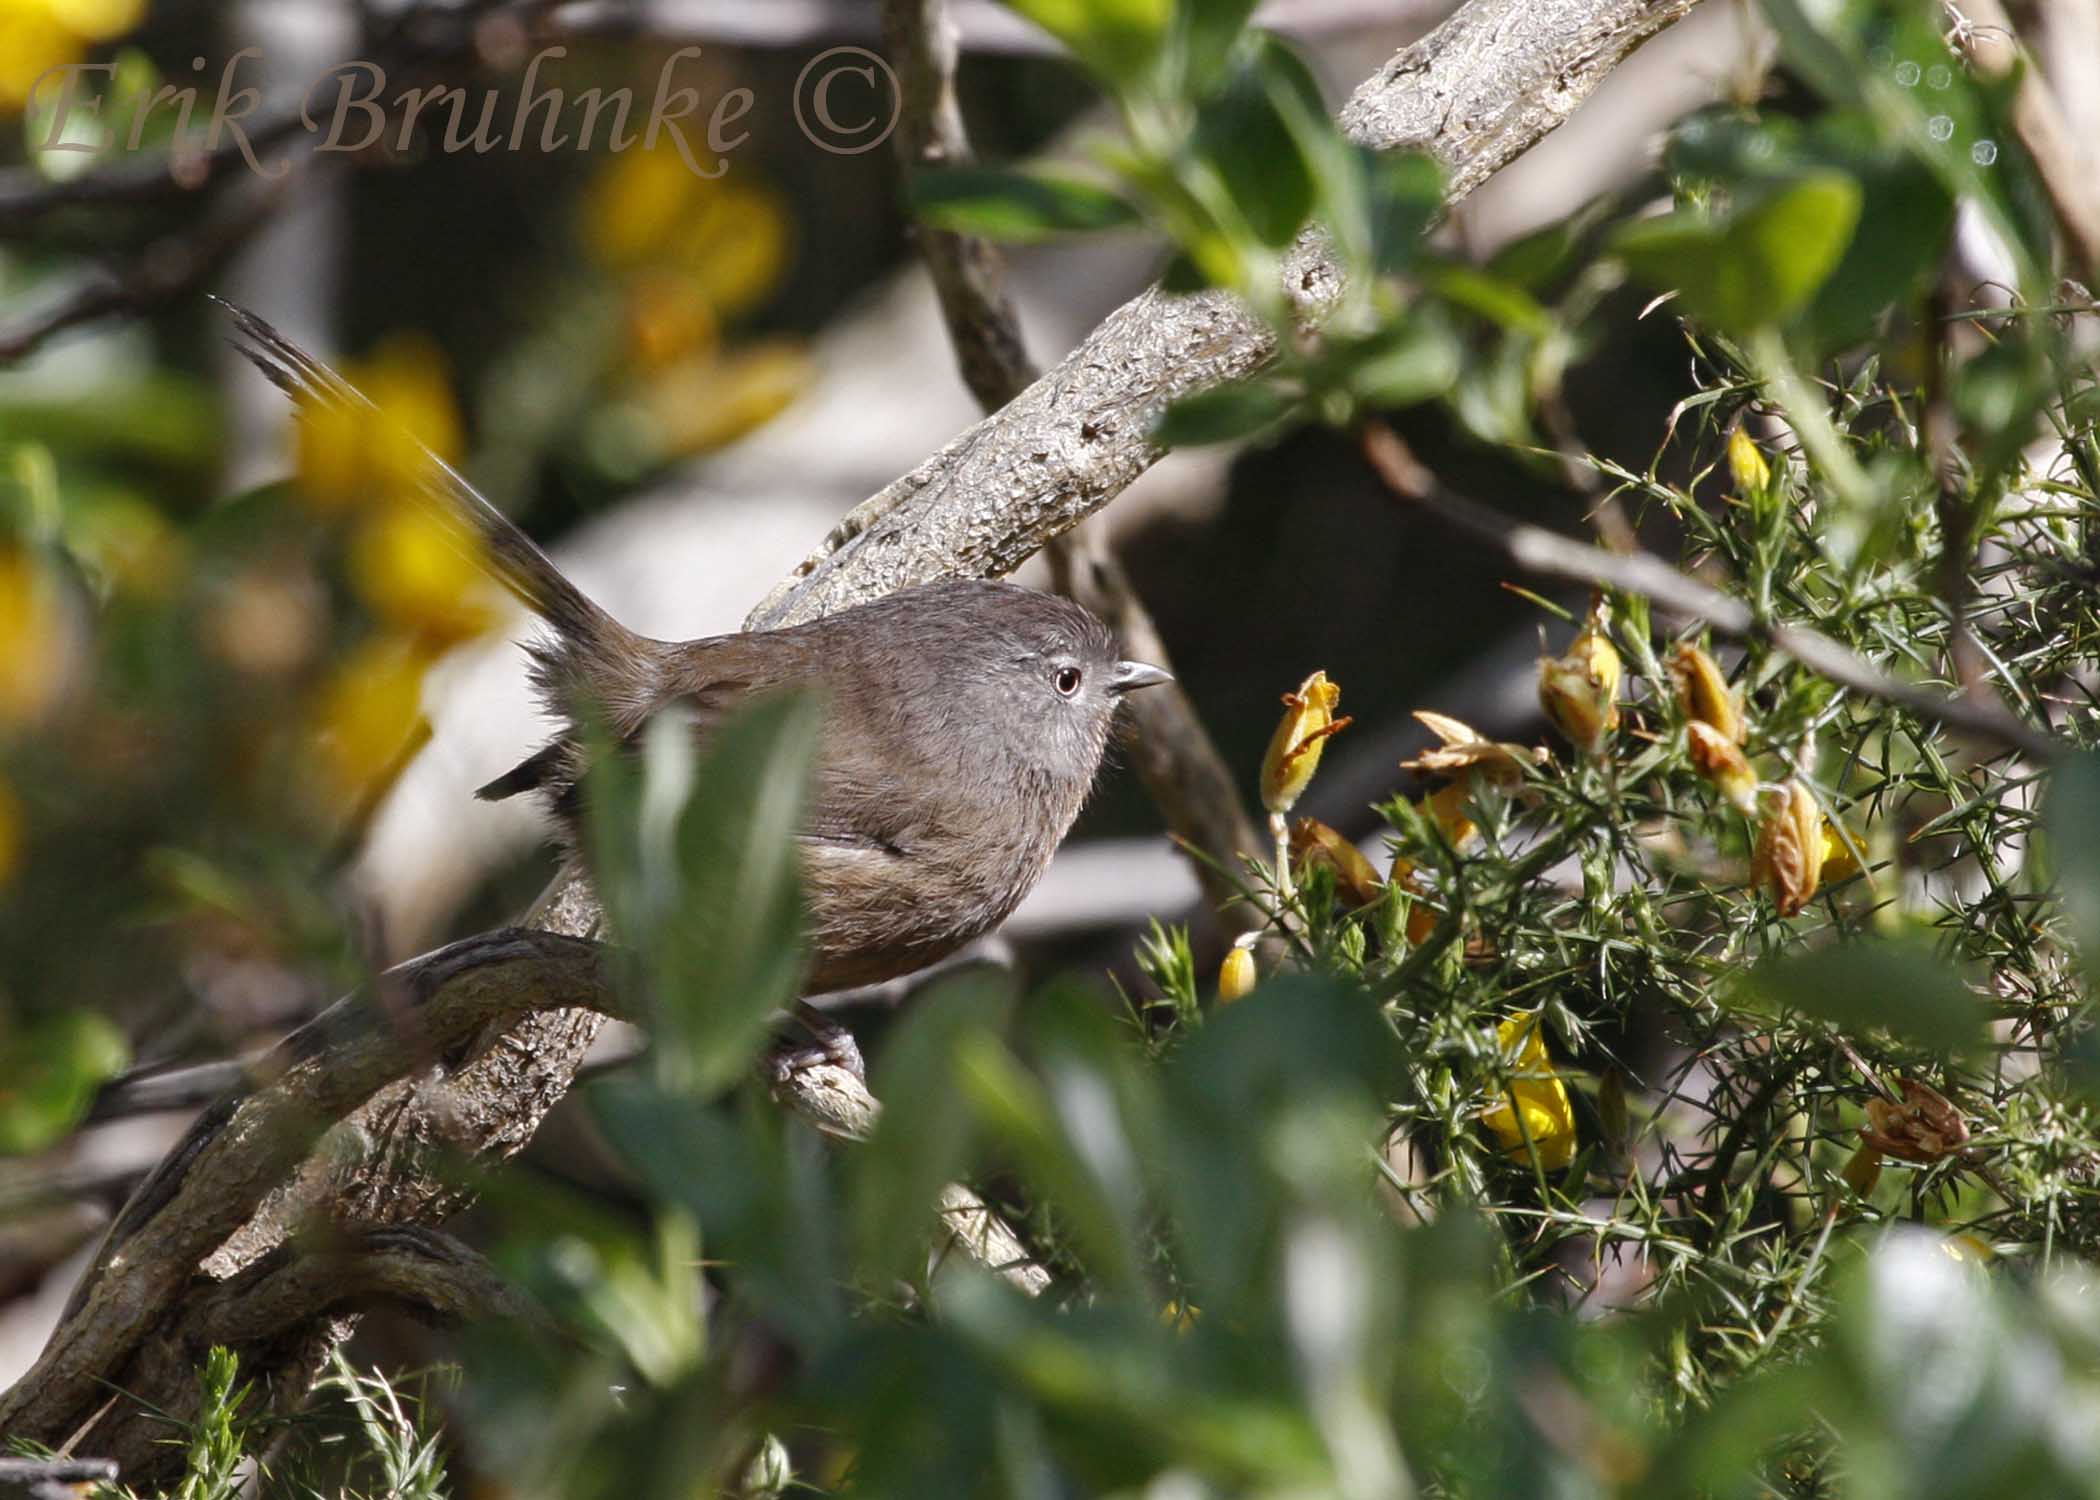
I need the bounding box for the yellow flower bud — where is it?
[1538,602,1621,754]
[1686,721,1758,814]
[1217,936,1258,1003]
[1860,1078,1968,1164]
[1289,817,1384,908]
[1752,779,1822,916]
[1727,427,1772,494]
[1260,671,1348,815]
[1670,641,1742,744]
[1481,1011,1577,1169]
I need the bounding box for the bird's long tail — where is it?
[217,297,628,662]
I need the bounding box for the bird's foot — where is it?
[766,1003,866,1086]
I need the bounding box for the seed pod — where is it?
[1260,670,1348,815]
[1752,779,1822,916]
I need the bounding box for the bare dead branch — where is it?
[747,0,1707,632]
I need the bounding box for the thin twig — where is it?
[1359,421,2064,760]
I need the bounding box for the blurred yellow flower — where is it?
[1217,936,1257,1003]
[0,0,146,113]
[1686,720,1757,814]
[0,545,74,728]
[583,146,790,316]
[1670,641,1742,744]
[636,342,812,458]
[1752,778,1822,916]
[349,504,498,647]
[1481,1010,1577,1169]
[625,269,721,371]
[1726,426,1772,494]
[1538,599,1621,754]
[295,333,463,514]
[1260,670,1347,816]
[310,637,429,804]
[0,774,21,889]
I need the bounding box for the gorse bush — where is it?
[7,0,2100,1494]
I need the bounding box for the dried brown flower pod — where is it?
[1860,1078,1970,1164]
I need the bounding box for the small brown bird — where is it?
[223,302,1171,994]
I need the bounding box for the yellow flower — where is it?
[1481,1011,1577,1169]
[1727,426,1772,494]
[0,545,75,729]
[1538,599,1621,754]
[1686,721,1758,814]
[1401,710,1544,787]
[348,503,498,647]
[583,148,790,319]
[0,0,146,113]
[0,774,21,889]
[1217,936,1258,1003]
[1259,670,1347,815]
[1670,641,1742,744]
[1289,817,1384,908]
[1819,818,1864,884]
[309,637,430,804]
[294,333,463,514]
[1752,778,1822,916]
[635,341,811,457]
[1387,856,1441,946]
[1419,780,1481,849]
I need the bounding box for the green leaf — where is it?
[1611,170,1863,334]
[1153,380,1295,446]
[851,971,1013,1285]
[0,1011,129,1155]
[1732,939,1984,1055]
[1171,0,1263,93]
[912,167,1139,241]
[1339,318,1461,409]
[584,690,822,1098]
[1004,0,1172,85]
[1367,150,1447,273]
[1190,48,1316,248]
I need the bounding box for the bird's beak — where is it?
[1110,660,1174,694]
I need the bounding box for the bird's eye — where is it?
[1054,666,1083,697]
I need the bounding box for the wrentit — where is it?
[224,303,1171,994]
